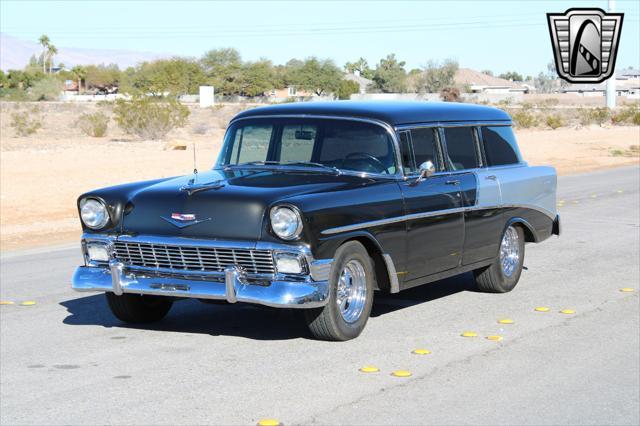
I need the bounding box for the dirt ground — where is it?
[1,102,639,252]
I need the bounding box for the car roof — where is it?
[231,101,512,126]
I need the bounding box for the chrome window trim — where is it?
[223,114,405,179]
[394,121,512,130]
[402,161,528,179]
[321,203,555,236]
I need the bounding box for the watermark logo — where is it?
[547,8,623,83]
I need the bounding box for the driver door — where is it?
[398,128,465,284]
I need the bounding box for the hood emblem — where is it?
[161,213,212,228]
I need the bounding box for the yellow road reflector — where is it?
[20,301,36,306]
[257,419,281,426]
[359,366,380,373]
[0,301,15,305]
[391,370,412,377]
[617,190,624,193]
[412,349,431,355]
[534,306,550,312]
[620,288,635,292]
[461,331,478,337]
[560,309,575,314]
[498,319,514,324]
[486,335,503,341]
[590,194,597,198]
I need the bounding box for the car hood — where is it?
[120,168,377,240]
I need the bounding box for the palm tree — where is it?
[38,34,50,73]
[71,65,87,93]
[47,44,58,74]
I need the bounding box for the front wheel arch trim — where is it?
[320,231,395,293]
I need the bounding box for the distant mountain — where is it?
[0,33,166,71]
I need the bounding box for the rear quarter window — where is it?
[482,126,522,166]
[443,127,479,170]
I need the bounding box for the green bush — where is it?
[77,112,109,137]
[113,97,190,140]
[29,76,62,101]
[511,110,538,128]
[10,107,43,136]
[545,115,564,129]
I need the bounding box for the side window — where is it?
[443,127,479,170]
[411,128,440,171]
[398,131,415,174]
[279,124,317,163]
[482,126,522,166]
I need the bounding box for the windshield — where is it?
[216,118,398,175]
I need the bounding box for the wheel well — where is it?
[511,221,536,243]
[344,236,391,292]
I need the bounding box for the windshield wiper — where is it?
[283,161,341,174]
[226,160,340,174]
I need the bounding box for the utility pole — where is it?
[606,0,616,109]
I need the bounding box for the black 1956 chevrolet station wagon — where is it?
[73,101,560,341]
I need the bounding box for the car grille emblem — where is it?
[161,213,211,228]
[547,8,623,83]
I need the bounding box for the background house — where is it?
[455,68,533,94]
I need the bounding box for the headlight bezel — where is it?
[269,205,304,241]
[79,197,110,230]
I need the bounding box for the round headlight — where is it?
[80,198,109,229]
[270,206,303,240]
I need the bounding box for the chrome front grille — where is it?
[112,241,275,275]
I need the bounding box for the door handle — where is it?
[485,175,497,180]
[445,180,460,185]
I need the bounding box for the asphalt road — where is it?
[1,166,639,426]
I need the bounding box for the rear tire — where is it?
[304,241,375,341]
[474,225,525,293]
[105,293,173,323]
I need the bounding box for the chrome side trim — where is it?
[394,120,512,130]
[321,207,467,235]
[382,254,400,294]
[321,204,555,236]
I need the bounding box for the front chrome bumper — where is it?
[72,235,333,309]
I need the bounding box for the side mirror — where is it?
[418,161,436,179]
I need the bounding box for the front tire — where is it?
[304,241,375,341]
[474,224,525,293]
[105,293,173,323]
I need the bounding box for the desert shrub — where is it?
[541,98,560,107]
[29,76,62,101]
[580,107,611,126]
[545,115,564,129]
[76,112,109,137]
[511,110,538,128]
[10,106,43,136]
[611,105,640,125]
[440,87,461,102]
[113,97,190,140]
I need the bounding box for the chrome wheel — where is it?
[336,259,367,323]
[500,226,520,277]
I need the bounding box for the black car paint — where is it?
[78,102,554,292]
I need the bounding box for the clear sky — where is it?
[1,0,638,76]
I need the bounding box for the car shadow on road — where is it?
[60,272,479,340]
[371,272,479,317]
